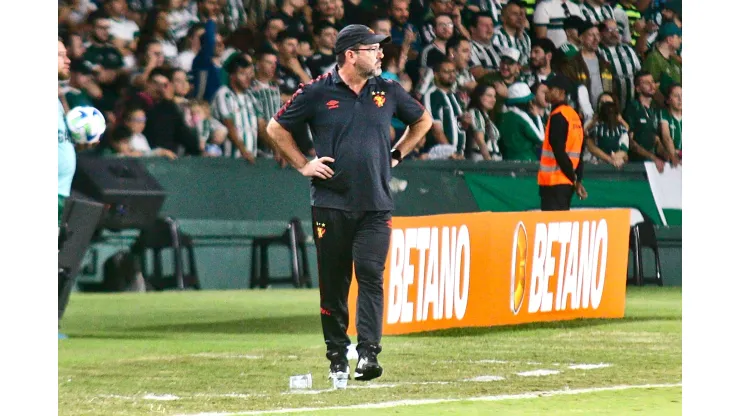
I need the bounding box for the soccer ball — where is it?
[66,106,107,144]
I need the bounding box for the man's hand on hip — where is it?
[300,156,335,179]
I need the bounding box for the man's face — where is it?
[372,19,392,37]
[499,59,519,79]
[472,16,495,41]
[529,46,548,69]
[257,54,278,78]
[545,86,565,104]
[290,0,307,8]
[452,40,471,68]
[351,43,383,78]
[334,0,344,19]
[504,4,522,29]
[200,0,219,17]
[108,0,125,16]
[667,34,682,50]
[150,74,171,100]
[266,18,286,42]
[233,65,254,90]
[535,84,548,108]
[668,86,682,110]
[58,41,71,80]
[172,70,190,97]
[280,38,299,58]
[318,0,336,17]
[600,20,621,46]
[318,27,338,50]
[580,27,600,51]
[92,18,111,43]
[434,15,454,41]
[390,0,410,25]
[636,74,656,97]
[435,62,457,88]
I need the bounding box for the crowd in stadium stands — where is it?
[58,0,682,171]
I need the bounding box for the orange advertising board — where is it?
[348,209,631,335]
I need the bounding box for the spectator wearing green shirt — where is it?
[623,70,665,171]
[658,83,681,166]
[498,82,544,162]
[643,22,681,94]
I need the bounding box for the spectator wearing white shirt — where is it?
[533,0,585,48]
[176,23,205,72]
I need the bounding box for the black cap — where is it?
[563,16,584,31]
[578,20,597,36]
[543,73,574,93]
[334,24,390,55]
[70,59,94,75]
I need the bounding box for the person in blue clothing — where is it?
[190,17,226,102]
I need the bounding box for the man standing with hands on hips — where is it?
[538,74,588,211]
[266,25,433,382]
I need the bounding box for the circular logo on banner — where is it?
[510,222,528,315]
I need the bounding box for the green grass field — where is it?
[58,287,681,415]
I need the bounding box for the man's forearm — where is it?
[266,119,309,170]
[393,112,433,157]
[224,119,250,155]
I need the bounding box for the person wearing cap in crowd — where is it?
[265,24,433,383]
[538,73,587,211]
[558,16,584,62]
[643,21,681,95]
[533,0,585,49]
[561,19,615,123]
[498,82,545,161]
[480,47,523,123]
[63,59,103,109]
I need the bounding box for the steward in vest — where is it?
[539,74,588,211]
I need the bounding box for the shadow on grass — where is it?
[141,314,320,334]
[403,315,681,338]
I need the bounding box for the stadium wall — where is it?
[75,158,682,289]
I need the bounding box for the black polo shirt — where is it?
[274,66,426,211]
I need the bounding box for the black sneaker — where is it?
[326,349,349,379]
[354,345,383,381]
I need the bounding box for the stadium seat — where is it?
[250,218,312,289]
[628,216,663,287]
[131,217,200,290]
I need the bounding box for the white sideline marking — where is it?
[193,353,263,360]
[516,369,561,377]
[465,376,505,382]
[475,359,508,364]
[143,394,180,401]
[177,383,681,416]
[569,363,612,370]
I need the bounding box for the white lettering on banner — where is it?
[528,220,609,314]
[386,226,471,324]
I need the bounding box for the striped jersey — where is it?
[469,107,501,156]
[580,1,615,25]
[533,0,585,48]
[423,86,467,153]
[211,85,262,158]
[223,0,248,32]
[659,109,682,151]
[476,0,505,27]
[492,28,531,67]
[559,41,579,59]
[587,121,629,156]
[249,79,282,121]
[598,44,641,111]
[469,39,501,70]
